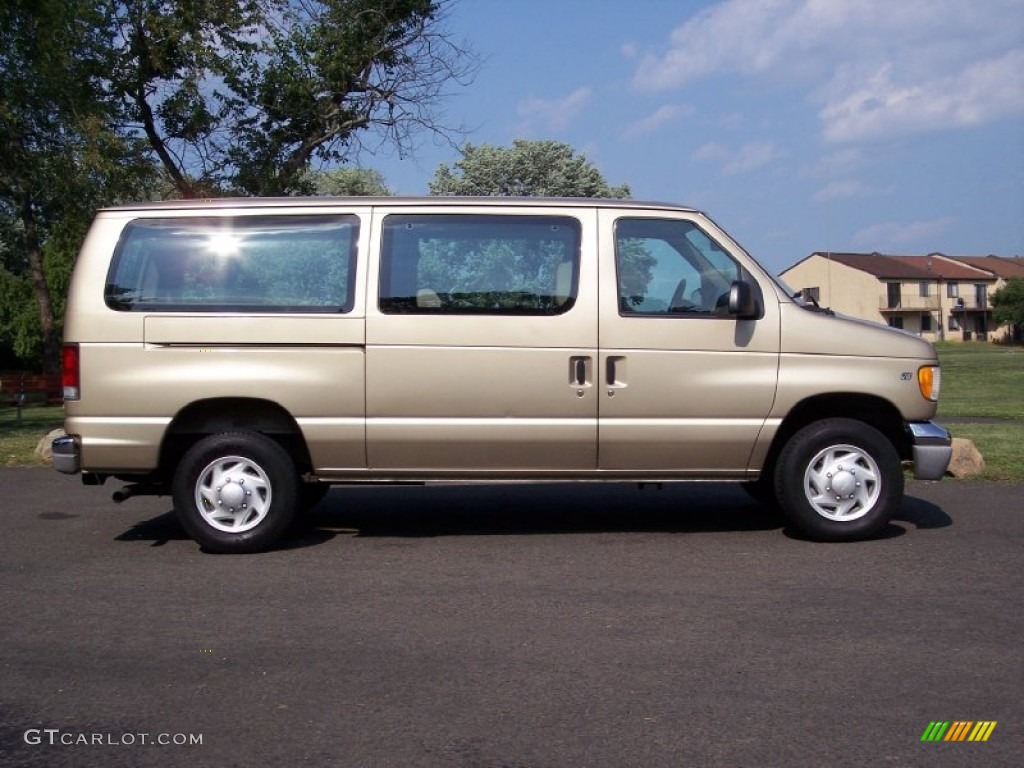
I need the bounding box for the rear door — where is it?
[365,205,598,473]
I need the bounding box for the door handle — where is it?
[569,356,591,387]
[606,356,627,389]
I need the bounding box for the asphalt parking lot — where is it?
[1,468,1021,767]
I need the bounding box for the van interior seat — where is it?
[416,288,442,308]
[554,261,573,306]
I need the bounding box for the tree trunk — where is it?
[20,194,61,374]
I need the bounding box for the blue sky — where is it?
[365,0,1024,275]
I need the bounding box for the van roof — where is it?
[100,196,701,214]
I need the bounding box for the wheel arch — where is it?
[158,398,313,480]
[760,393,909,478]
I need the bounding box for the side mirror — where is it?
[728,280,761,319]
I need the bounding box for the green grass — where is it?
[941,422,1022,483]
[931,341,1024,482]
[934,342,1024,419]
[0,405,65,466]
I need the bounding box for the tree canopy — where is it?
[1,0,155,370]
[991,277,1024,332]
[429,140,631,198]
[1,1,471,370]
[305,168,392,196]
[423,140,647,308]
[108,0,474,196]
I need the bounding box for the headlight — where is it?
[918,365,940,402]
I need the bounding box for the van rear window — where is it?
[379,214,581,315]
[105,215,358,313]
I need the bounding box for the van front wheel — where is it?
[172,431,299,553]
[774,419,902,541]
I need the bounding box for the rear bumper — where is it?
[51,435,80,474]
[908,421,952,480]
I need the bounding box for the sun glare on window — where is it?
[205,232,241,257]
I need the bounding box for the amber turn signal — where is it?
[917,365,940,402]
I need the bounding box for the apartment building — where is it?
[780,252,1024,342]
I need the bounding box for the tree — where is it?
[1,0,155,371]
[2,2,470,369]
[426,140,651,303]
[991,277,1024,337]
[107,0,476,196]
[430,140,631,197]
[304,167,392,196]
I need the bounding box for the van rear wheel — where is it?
[172,431,299,553]
[774,419,902,541]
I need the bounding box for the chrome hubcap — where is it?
[195,455,272,533]
[803,444,881,522]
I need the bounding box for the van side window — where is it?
[615,218,741,316]
[379,214,581,314]
[105,215,358,312]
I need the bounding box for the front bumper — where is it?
[908,421,952,480]
[51,435,80,474]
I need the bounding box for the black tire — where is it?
[774,418,902,542]
[172,431,299,553]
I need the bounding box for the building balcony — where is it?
[879,295,940,311]
[949,297,990,312]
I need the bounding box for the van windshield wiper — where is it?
[792,290,835,315]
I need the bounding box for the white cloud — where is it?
[853,217,956,249]
[633,0,1024,143]
[812,180,872,202]
[693,140,784,175]
[803,148,864,180]
[623,104,691,138]
[516,87,592,134]
[693,142,727,161]
[819,50,1024,143]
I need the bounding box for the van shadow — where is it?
[890,492,953,531]
[115,512,191,547]
[300,482,780,541]
[115,483,781,550]
[777,490,953,541]
[114,509,341,552]
[114,483,952,550]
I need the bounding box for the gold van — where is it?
[53,198,952,552]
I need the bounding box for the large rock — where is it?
[34,428,66,462]
[947,438,985,479]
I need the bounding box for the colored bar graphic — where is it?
[921,720,996,742]
[921,721,949,741]
[945,721,972,741]
[968,722,997,742]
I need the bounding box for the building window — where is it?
[886,283,901,308]
[888,316,904,330]
[803,286,820,303]
[921,314,933,332]
[947,283,959,298]
[919,281,930,297]
[948,315,961,331]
